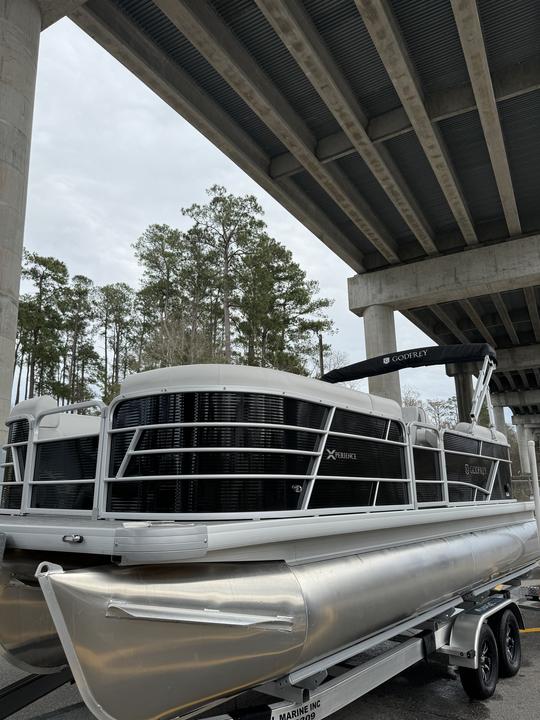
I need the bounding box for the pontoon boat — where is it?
[0,344,538,720]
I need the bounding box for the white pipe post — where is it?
[527,440,540,545]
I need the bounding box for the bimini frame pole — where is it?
[469,355,496,437]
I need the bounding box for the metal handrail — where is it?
[0,413,34,515]
[22,400,105,516]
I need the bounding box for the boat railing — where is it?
[407,421,448,508]
[0,400,106,516]
[0,412,34,515]
[98,398,415,520]
[407,421,512,508]
[1,395,515,519]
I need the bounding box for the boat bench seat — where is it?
[402,406,438,448]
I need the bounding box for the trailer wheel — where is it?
[496,609,521,677]
[459,623,499,700]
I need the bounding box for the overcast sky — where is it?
[24,17,455,399]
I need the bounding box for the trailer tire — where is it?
[459,624,499,700]
[496,609,521,678]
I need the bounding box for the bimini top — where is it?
[119,363,403,418]
[322,344,496,384]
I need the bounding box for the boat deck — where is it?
[0,502,535,565]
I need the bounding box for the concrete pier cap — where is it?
[348,234,540,410]
[348,235,540,316]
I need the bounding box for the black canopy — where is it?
[321,344,496,384]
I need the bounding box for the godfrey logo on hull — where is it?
[326,449,358,461]
[383,349,429,365]
[465,463,488,476]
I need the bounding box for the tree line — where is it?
[14,185,333,404]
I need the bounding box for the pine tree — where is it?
[21,251,69,398]
[15,187,334,404]
[182,185,265,363]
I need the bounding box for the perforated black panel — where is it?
[32,483,94,510]
[107,477,305,513]
[309,479,375,509]
[34,436,99,482]
[123,451,312,478]
[110,427,319,476]
[319,436,406,479]
[387,421,404,442]
[481,442,510,460]
[413,448,441,482]
[140,426,320,451]
[376,482,409,505]
[445,453,493,489]
[491,463,513,500]
[113,392,328,429]
[416,484,444,503]
[7,419,29,444]
[448,485,476,502]
[330,409,386,438]
[1,447,15,484]
[0,485,22,510]
[444,433,480,454]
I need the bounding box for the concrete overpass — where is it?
[1,1,539,474]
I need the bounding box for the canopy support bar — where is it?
[469,356,496,438]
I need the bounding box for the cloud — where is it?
[25,18,454,400]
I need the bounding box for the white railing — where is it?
[0,392,515,520]
[98,397,412,519]
[0,401,106,517]
[0,413,33,515]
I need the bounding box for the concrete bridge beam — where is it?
[493,392,540,409]
[348,235,540,315]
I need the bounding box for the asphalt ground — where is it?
[2,605,539,720]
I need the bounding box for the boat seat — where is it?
[402,406,438,447]
[454,422,507,444]
[402,405,426,424]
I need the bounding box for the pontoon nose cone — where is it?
[0,561,65,674]
[37,562,307,720]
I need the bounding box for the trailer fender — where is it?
[436,595,519,669]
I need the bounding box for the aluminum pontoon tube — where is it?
[37,520,538,720]
[0,566,66,674]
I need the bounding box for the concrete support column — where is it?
[493,405,507,437]
[516,424,531,475]
[453,373,474,423]
[363,305,401,404]
[0,0,41,444]
[528,426,540,474]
